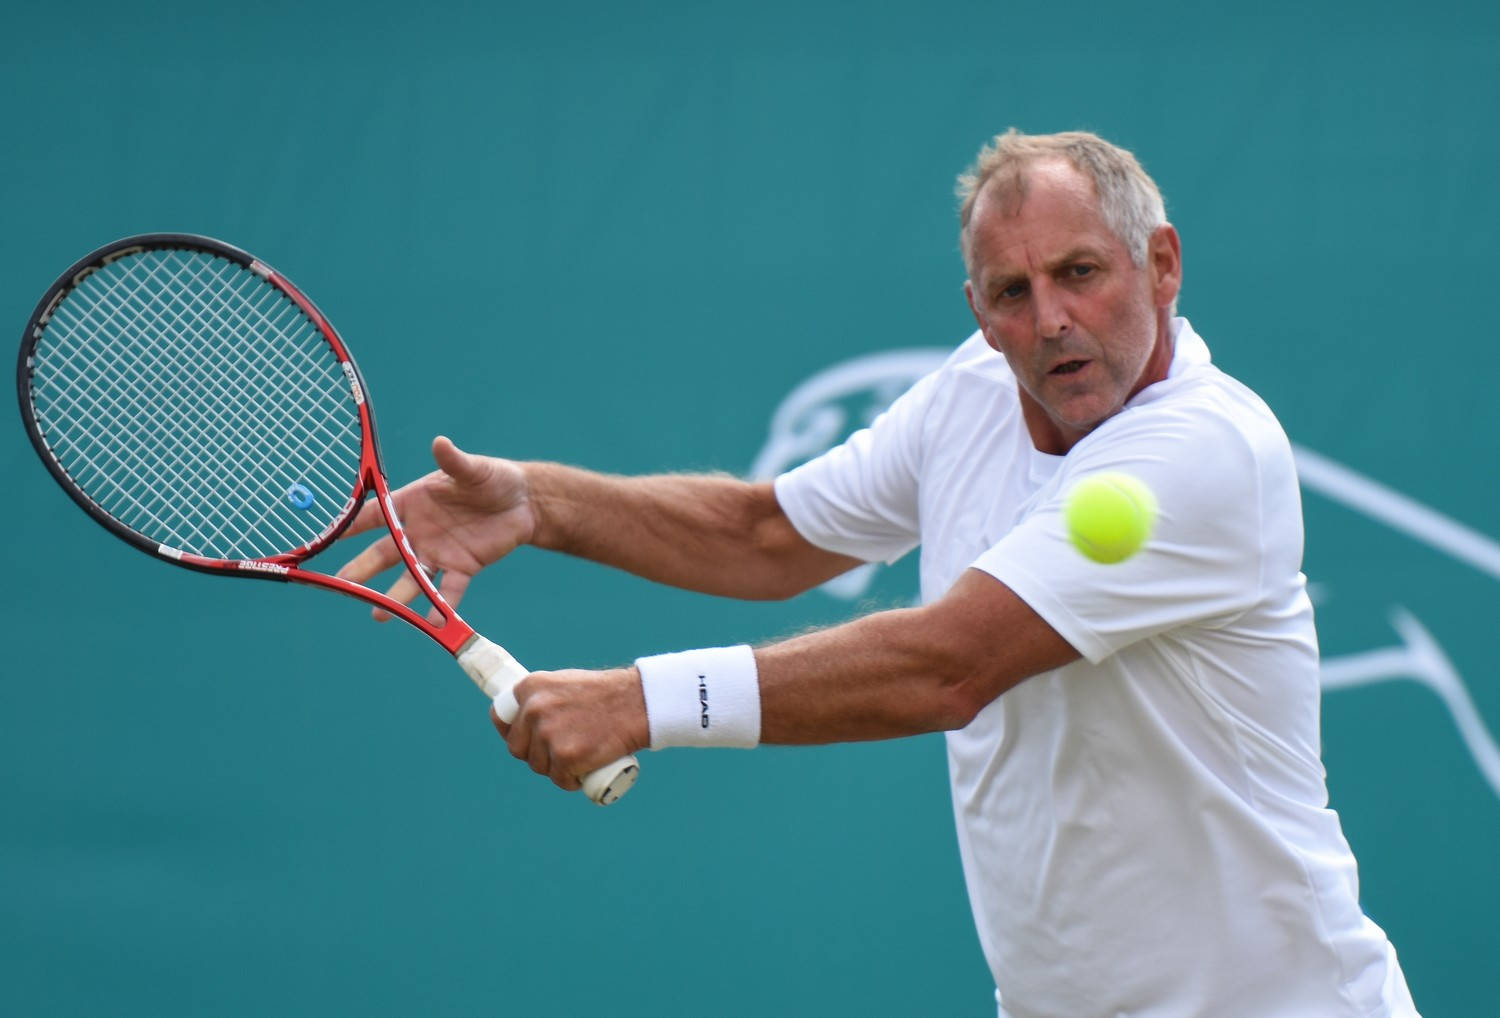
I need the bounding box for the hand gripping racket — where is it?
[16,234,639,805]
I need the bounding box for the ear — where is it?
[1147,224,1182,310]
[964,279,1002,353]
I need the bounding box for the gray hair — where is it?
[957,129,1168,271]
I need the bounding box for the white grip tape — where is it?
[455,634,640,806]
[636,644,761,749]
[492,687,520,725]
[456,634,528,709]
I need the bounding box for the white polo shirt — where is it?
[774,320,1418,1018]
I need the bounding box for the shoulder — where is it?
[933,329,1015,389]
[913,331,1024,434]
[847,331,1020,455]
[1084,360,1294,482]
[1106,320,1293,471]
[1061,364,1303,570]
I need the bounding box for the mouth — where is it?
[1049,359,1091,376]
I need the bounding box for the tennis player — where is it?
[340,130,1420,1017]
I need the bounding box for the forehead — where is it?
[967,159,1123,276]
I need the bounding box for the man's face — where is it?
[963,159,1180,452]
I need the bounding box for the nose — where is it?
[1032,278,1071,341]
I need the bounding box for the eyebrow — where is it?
[984,245,1107,292]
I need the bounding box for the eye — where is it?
[998,281,1028,301]
[1067,263,1096,279]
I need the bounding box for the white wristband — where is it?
[636,644,761,749]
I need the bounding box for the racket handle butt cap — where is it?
[582,756,640,806]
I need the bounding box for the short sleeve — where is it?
[973,402,1278,664]
[773,370,941,564]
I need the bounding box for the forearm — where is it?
[755,604,978,743]
[752,570,1079,744]
[523,462,855,600]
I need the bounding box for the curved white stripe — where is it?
[1293,444,1500,583]
[1321,609,1500,798]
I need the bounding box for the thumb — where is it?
[432,435,489,485]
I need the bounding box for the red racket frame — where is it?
[20,234,643,806]
[19,235,477,656]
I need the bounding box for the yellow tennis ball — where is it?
[1064,472,1158,564]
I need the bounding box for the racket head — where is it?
[17,233,381,572]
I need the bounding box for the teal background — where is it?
[3,1,1496,1014]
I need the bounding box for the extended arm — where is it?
[336,436,861,611]
[525,462,861,601]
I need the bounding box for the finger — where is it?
[376,570,424,622]
[432,435,490,485]
[489,705,510,738]
[526,736,552,780]
[338,494,387,540]
[439,570,472,608]
[335,535,401,585]
[506,713,533,768]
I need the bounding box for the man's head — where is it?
[958,130,1168,276]
[958,130,1182,454]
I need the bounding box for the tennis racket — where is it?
[16,233,639,805]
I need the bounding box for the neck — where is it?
[1127,310,1177,403]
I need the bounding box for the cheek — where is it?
[983,318,1033,360]
[994,341,1041,384]
[1098,292,1157,365]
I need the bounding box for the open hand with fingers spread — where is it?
[336,435,535,621]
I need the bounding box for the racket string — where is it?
[184,261,361,552]
[29,247,365,560]
[118,254,358,551]
[40,257,331,555]
[141,251,361,555]
[37,270,240,549]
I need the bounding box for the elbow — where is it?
[746,492,858,602]
[931,674,997,732]
[914,637,1005,731]
[910,603,1021,731]
[735,553,821,602]
[746,557,821,602]
[904,571,1080,731]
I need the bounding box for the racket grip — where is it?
[455,635,641,806]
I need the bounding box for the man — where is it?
[339,130,1419,1017]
